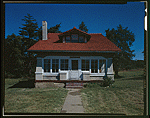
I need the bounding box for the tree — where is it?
[79,21,88,33]
[105,25,135,77]
[19,13,38,54]
[19,13,38,76]
[5,34,23,77]
[48,23,62,33]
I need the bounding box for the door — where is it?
[72,60,78,70]
[70,60,79,80]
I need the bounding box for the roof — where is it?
[28,28,121,52]
[58,26,90,37]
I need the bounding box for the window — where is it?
[79,36,84,43]
[82,60,89,71]
[91,60,98,73]
[52,59,59,73]
[61,59,68,70]
[99,60,106,73]
[44,59,50,72]
[71,34,78,42]
[66,36,70,43]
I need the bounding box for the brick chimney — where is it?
[42,21,47,40]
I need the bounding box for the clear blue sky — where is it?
[5,2,145,60]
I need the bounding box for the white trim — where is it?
[38,56,111,77]
[89,59,91,73]
[80,56,106,59]
[58,59,60,72]
[44,56,70,59]
[43,73,59,76]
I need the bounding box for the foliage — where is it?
[79,21,88,33]
[105,25,135,77]
[48,23,62,33]
[5,13,62,78]
[103,76,114,87]
[5,34,23,78]
[18,13,39,77]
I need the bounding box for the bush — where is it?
[103,76,114,87]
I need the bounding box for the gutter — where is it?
[27,50,121,53]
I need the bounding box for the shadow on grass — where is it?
[9,79,35,88]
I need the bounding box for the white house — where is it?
[28,21,121,88]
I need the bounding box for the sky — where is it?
[5,2,145,60]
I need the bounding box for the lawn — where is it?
[4,78,68,113]
[80,69,144,115]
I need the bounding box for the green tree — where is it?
[5,34,23,77]
[19,13,38,76]
[105,25,135,77]
[79,21,88,33]
[19,13,38,54]
[48,23,62,33]
[37,26,42,40]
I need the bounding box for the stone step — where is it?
[66,82,83,88]
[66,82,83,86]
[66,86,83,89]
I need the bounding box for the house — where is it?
[28,21,121,88]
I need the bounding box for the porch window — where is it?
[99,60,106,73]
[91,60,98,73]
[61,59,68,70]
[82,60,89,71]
[44,59,50,72]
[52,59,59,73]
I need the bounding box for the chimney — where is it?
[42,21,47,40]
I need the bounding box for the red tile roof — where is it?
[28,28,121,52]
[58,26,90,36]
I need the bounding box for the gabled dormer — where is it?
[58,27,91,43]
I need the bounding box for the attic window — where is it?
[79,36,84,43]
[71,34,78,42]
[66,36,70,42]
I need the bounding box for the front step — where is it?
[66,82,83,88]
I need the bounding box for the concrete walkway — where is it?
[61,89,85,113]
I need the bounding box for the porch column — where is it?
[35,57,43,80]
[105,58,107,77]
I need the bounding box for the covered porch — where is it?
[35,55,114,82]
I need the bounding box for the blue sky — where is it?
[5,2,145,60]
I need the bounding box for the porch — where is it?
[35,56,114,81]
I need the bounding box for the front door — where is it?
[70,60,79,80]
[72,60,78,70]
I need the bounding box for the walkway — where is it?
[61,89,85,113]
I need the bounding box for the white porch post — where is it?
[35,57,43,80]
[105,58,107,77]
[89,59,91,73]
[50,59,52,73]
[59,59,60,72]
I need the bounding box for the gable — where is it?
[58,27,91,43]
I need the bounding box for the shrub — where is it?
[103,76,114,87]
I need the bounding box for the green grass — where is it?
[81,69,144,115]
[5,78,68,113]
